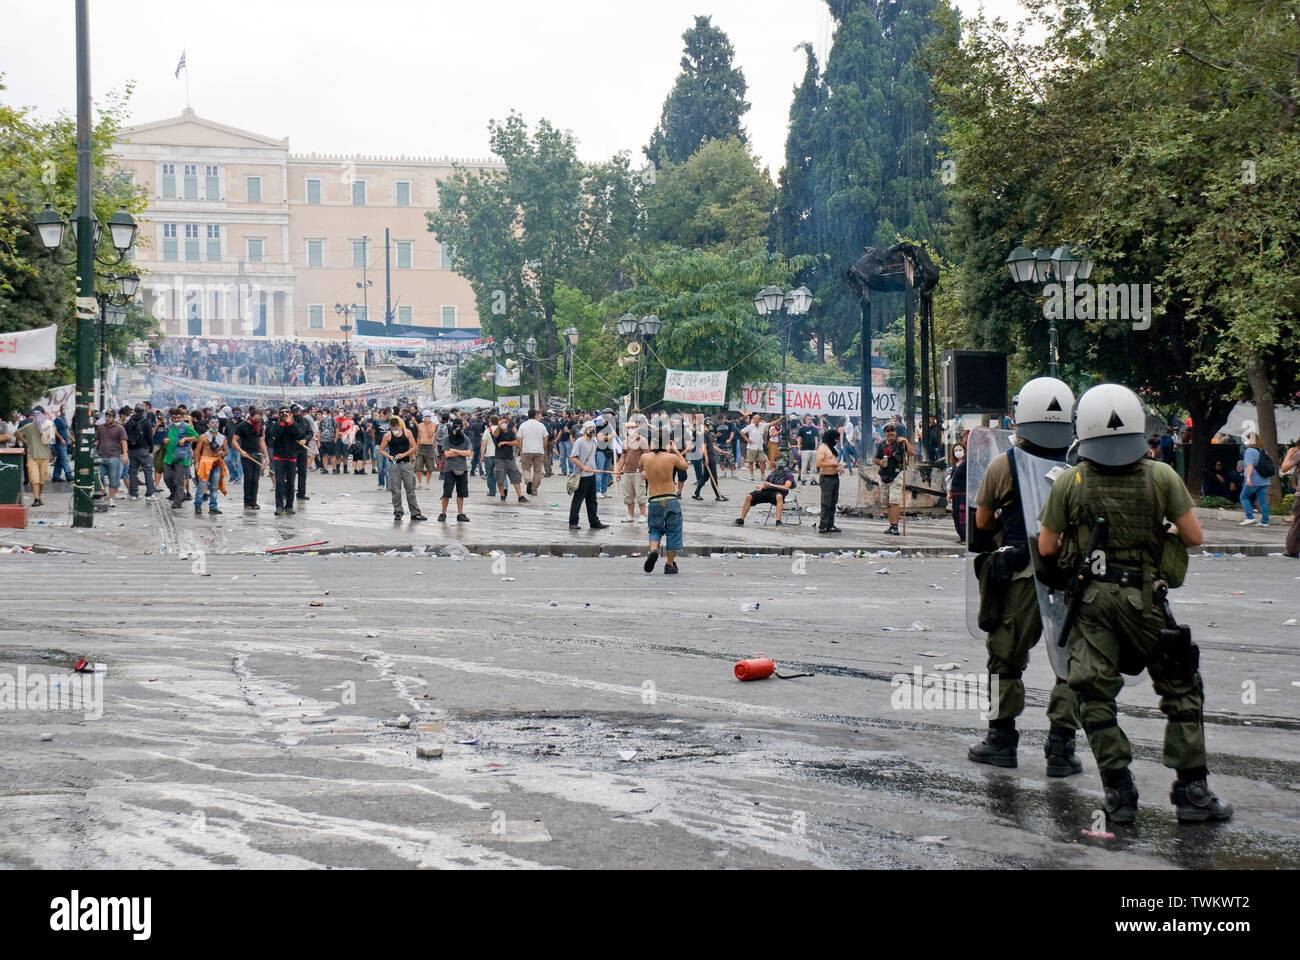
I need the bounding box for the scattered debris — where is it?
[454,738,479,746]
[1285,619,1297,627]
[618,750,637,761]
[416,745,444,759]
[39,733,54,742]
[309,600,325,607]
[1081,829,1115,839]
[934,663,962,671]
[876,567,890,575]
[393,714,411,729]
[916,835,948,844]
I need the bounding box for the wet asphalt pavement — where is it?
[1,548,1297,869]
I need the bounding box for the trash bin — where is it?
[0,447,24,505]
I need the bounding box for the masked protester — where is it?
[232,408,268,509]
[265,407,303,516]
[193,418,228,515]
[816,428,845,532]
[947,442,968,543]
[380,415,426,522]
[438,419,473,523]
[1038,383,1230,825]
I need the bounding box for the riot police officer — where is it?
[1038,384,1231,823]
[968,377,1083,775]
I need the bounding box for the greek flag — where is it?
[174,51,187,79]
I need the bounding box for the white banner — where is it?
[870,389,901,417]
[432,369,452,402]
[36,383,76,423]
[151,371,431,402]
[736,382,862,417]
[0,324,58,370]
[495,363,520,387]
[664,369,728,406]
[353,334,481,352]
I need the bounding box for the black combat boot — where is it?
[1044,725,1084,777]
[1170,774,1233,823]
[1102,767,1139,824]
[968,723,1018,768]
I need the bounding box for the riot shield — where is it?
[1010,446,1074,679]
[964,426,1013,640]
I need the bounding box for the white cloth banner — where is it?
[151,371,431,402]
[353,334,481,352]
[664,369,728,406]
[736,382,863,417]
[495,363,520,387]
[432,369,452,402]
[35,383,76,423]
[0,324,58,370]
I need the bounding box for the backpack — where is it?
[1255,449,1275,478]
[126,417,150,448]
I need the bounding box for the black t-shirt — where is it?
[714,422,735,446]
[796,425,820,450]
[233,420,263,459]
[876,439,906,480]
[265,420,300,460]
[494,425,517,460]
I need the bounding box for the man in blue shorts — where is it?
[640,417,688,575]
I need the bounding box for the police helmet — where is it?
[1074,383,1148,466]
[1012,377,1075,451]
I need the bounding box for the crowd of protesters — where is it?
[149,337,369,387]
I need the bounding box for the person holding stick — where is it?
[874,422,914,536]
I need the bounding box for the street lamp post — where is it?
[34,1,140,531]
[483,342,498,409]
[564,326,579,411]
[524,336,537,410]
[753,285,812,452]
[616,313,661,410]
[334,301,358,351]
[1004,243,1093,378]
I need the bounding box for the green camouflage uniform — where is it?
[1039,458,1205,773]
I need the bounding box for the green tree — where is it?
[929,0,1300,491]
[548,283,630,411]
[775,1,954,370]
[601,246,812,408]
[645,16,751,166]
[643,137,775,253]
[427,112,640,404]
[0,82,150,416]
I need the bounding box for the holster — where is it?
[1157,623,1199,682]
[987,543,1030,583]
[973,553,1003,633]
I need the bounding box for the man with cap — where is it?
[873,423,914,536]
[733,455,796,526]
[968,377,1082,776]
[1038,383,1231,824]
[567,420,608,530]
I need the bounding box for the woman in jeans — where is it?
[1239,430,1271,526]
[480,414,498,497]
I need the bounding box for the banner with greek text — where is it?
[663,369,728,406]
[736,382,862,417]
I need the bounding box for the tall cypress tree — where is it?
[645,16,751,166]
[777,0,953,362]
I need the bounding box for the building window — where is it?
[440,243,455,270]
[307,240,323,268]
[441,305,457,328]
[306,178,321,204]
[205,164,220,200]
[352,239,366,268]
[161,163,176,198]
[351,180,366,205]
[308,305,324,329]
[398,305,413,325]
[396,180,411,207]
[162,223,177,261]
[246,176,261,203]
[184,222,200,261]
[206,224,221,261]
[212,290,222,320]
[396,241,412,269]
[246,237,264,263]
[183,164,198,200]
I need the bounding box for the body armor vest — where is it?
[999,449,1029,548]
[1075,459,1163,568]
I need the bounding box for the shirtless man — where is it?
[640,416,688,575]
[415,414,439,489]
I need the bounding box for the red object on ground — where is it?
[74,658,89,672]
[735,656,776,681]
[0,504,27,529]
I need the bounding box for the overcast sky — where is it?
[1,0,1029,176]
